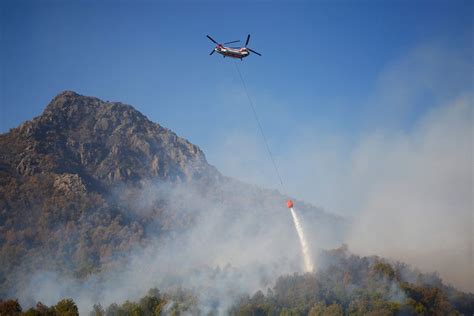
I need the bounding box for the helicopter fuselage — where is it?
[214,45,250,59]
[207,34,261,58]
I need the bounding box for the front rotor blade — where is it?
[209,49,215,55]
[245,34,250,46]
[247,48,261,56]
[224,40,240,45]
[206,35,218,44]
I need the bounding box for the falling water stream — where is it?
[290,207,314,272]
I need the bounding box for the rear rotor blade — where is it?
[206,35,218,44]
[209,49,215,55]
[245,34,250,47]
[247,48,261,56]
[224,40,240,45]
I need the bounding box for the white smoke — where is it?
[347,95,473,292]
[13,179,335,314]
[208,44,473,292]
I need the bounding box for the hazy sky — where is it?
[1,0,472,214]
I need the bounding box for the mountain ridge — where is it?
[0,91,346,298]
[2,92,473,316]
[2,91,216,187]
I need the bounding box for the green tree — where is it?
[54,299,78,316]
[309,302,326,316]
[309,302,344,316]
[22,309,41,316]
[121,301,143,316]
[372,262,396,281]
[324,304,343,316]
[138,289,162,316]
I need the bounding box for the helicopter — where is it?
[207,34,262,60]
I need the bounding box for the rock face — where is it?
[0,91,346,297]
[2,91,216,187]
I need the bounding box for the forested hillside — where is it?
[230,246,474,315]
[2,246,472,315]
[0,92,345,300]
[2,92,471,315]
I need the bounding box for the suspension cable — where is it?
[233,61,286,194]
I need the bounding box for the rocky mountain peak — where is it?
[1,91,217,188]
[41,90,150,134]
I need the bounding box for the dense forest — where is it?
[1,246,473,316]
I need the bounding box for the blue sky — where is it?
[1,0,472,213]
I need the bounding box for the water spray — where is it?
[287,200,314,272]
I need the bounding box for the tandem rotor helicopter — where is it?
[207,34,262,60]
[207,33,295,212]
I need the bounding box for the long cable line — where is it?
[233,61,315,273]
[233,61,286,194]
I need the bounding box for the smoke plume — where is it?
[12,179,340,314]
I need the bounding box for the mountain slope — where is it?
[0,91,346,298]
[0,91,215,294]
